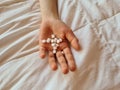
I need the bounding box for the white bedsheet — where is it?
[0,0,120,90]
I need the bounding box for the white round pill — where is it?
[51,43,56,47]
[57,40,60,43]
[51,34,55,38]
[42,40,46,43]
[53,49,56,54]
[51,39,54,43]
[46,38,51,43]
[59,38,62,42]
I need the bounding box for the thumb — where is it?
[65,30,80,50]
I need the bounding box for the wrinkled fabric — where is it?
[0,0,120,90]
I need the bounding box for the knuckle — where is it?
[59,43,68,50]
[57,52,62,58]
[62,65,67,69]
[68,57,73,61]
[66,30,72,36]
[65,50,70,55]
[60,33,65,39]
[74,38,78,42]
[49,59,55,64]
[65,50,71,55]
[40,45,45,50]
[60,60,65,64]
[49,53,54,57]
[67,30,72,34]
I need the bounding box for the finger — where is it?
[58,41,68,51]
[39,47,46,59]
[63,47,76,71]
[65,30,80,50]
[48,51,57,70]
[56,51,68,74]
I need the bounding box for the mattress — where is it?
[0,0,120,90]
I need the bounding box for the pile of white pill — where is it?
[42,34,62,54]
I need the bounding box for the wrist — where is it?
[41,15,60,24]
[42,14,60,22]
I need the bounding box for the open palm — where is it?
[39,19,80,74]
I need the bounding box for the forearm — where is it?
[39,0,59,20]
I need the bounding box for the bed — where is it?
[0,0,120,90]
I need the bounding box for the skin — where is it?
[39,0,80,74]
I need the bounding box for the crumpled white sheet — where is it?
[0,0,120,90]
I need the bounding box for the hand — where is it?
[39,18,80,74]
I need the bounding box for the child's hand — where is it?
[39,18,80,74]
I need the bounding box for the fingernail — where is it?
[52,64,58,71]
[77,43,81,50]
[75,40,80,51]
[70,66,76,71]
[40,54,46,59]
[63,68,69,74]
